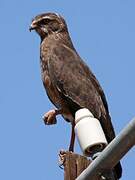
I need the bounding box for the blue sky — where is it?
[0,0,135,179]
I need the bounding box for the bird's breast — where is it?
[40,58,61,108]
[40,40,74,122]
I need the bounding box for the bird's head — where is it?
[29,13,67,40]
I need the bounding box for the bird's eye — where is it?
[40,18,51,25]
[45,18,51,23]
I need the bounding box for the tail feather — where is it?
[101,114,122,179]
[114,162,122,179]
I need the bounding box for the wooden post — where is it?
[59,151,91,180]
[59,151,118,180]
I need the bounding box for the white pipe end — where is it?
[75,108,108,156]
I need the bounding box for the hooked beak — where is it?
[29,21,37,32]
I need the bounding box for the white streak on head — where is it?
[55,13,61,18]
[42,16,52,20]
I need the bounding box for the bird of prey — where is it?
[30,12,122,178]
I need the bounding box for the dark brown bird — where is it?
[30,12,122,178]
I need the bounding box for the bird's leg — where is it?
[69,121,75,152]
[42,109,62,125]
[59,121,75,168]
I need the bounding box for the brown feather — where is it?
[30,12,122,178]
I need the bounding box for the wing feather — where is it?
[48,44,116,143]
[49,44,105,117]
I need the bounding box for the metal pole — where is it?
[76,117,135,180]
